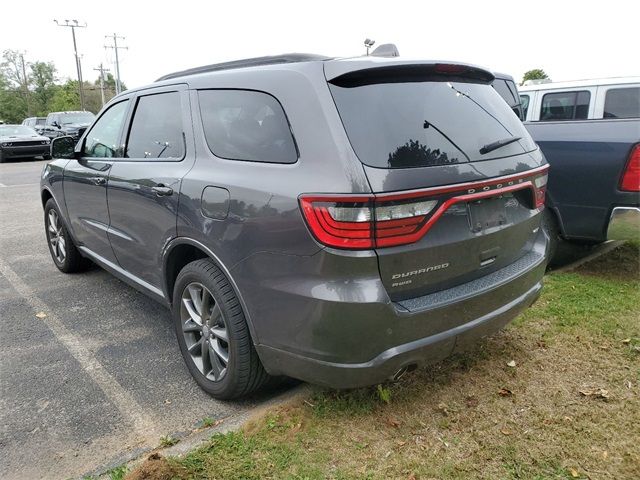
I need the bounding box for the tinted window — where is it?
[198,90,297,163]
[520,94,530,118]
[540,91,590,121]
[329,80,536,168]
[82,101,128,158]
[493,79,516,106]
[126,92,184,159]
[604,87,640,119]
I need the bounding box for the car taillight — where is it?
[620,144,640,192]
[533,173,548,208]
[300,165,549,250]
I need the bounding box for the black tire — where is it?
[44,199,87,273]
[0,150,5,163]
[172,259,271,399]
[43,154,52,160]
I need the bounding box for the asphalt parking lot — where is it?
[0,159,289,479]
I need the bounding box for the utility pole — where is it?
[93,63,110,107]
[54,19,87,110]
[104,33,127,95]
[19,52,31,116]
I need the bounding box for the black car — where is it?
[0,125,51,162]
[42,53,549,399]
[41,111,96,140]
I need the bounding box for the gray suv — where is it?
[41,54,549,399]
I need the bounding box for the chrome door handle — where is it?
[90,176,106,186]
[152,185,174,196]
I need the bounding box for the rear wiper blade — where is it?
[479,136,521,155]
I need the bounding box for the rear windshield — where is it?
[329,80,536,169]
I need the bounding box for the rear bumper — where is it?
[257,280,542,388]
[246,231,547,389]
[607,206,640,241]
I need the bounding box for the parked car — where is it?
[41,53,549,399]
[22,116,47,135]
[0,125,51,162]
[41,111,96,140]
[518,78,640,259]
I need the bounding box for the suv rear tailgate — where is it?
[325,60,548,301]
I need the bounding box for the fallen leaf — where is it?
[35,312,47,319]
[625,381,632,389]
[498,388,513,397]
[569,467,579,478]
[407,474,417,480]
[500,428,512,435]
[506,360,517,368]
[386,416,401,428]
[579,387,610,399]
[622,338,631,344]
[395,440,407,447]
[384,450,392,459]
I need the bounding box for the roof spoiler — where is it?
[329,63,495,88]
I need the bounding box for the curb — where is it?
[85,383,312,479]
[551,240,624,274]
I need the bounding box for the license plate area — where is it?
[468,196,508,233]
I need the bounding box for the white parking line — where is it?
[0,183,39,188]
[0,257,159,443]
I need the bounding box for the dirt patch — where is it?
[124,453,186,480]
[574,242,640,280]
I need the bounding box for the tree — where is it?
[0,49,30,121]
[30,61,58,116]
[521,69,550,86]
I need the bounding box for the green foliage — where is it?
[376,384,392,404]
[521,68,550,85]
[0,49,121,122]
[159,435,179,447]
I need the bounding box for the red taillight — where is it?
[300,165,550,250]
[620,144,640,192]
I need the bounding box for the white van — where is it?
[519,77,640,122]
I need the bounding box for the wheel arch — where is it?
[162,238,261,345]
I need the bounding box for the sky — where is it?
[1,0,638,89]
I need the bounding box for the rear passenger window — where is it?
[604,87,640,119]
[126,91,184,159]
[198,90,297,164]
[540,91,590,121]
[520,95,530,118]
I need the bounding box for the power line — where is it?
[93,63,110,107]
[104,34,127,95]
[54,19,87,111]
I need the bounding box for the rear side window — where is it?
[329,79,536,169]
[540,91,590,121]
[126,91,184,159]
[198,90,297,164]
[603,87,640,119]
[520,94,530,118]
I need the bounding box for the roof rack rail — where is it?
[156,53,331,82]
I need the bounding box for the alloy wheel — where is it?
[47,209,66,264]
[180,282,230,381]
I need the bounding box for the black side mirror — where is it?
[52,121,60,128]
[51,136,78,159]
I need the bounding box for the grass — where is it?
[125,243,640,480]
